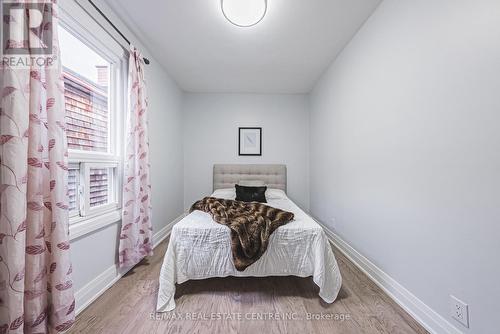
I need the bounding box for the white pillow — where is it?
[238,180,265,186]
[211,188,235,199]
[266,188,287,200]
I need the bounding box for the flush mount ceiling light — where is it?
[221,0,267,27]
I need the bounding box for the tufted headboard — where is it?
[213,164,287,192]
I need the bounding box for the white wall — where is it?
[70,0,184,298]
[183,93,309,210]
[309,1,500,333]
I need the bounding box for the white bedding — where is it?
[156,191,342,312]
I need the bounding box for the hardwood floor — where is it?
[70,238,429,334]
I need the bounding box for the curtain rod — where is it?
[87,0,151,65]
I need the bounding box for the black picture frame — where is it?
[238,127,262,156]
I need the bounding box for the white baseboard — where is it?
[74,263,123,315]
[75,213,462,334]
[316,221,463,334]
[153,213,185,248]
[74,214,186,315]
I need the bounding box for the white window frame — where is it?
[68,162,81,218]
[83,162,120,216]
[59,1,128,237]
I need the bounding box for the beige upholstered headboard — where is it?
[213,164,287,192]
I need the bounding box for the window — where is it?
[84,163,118,215]
[60,27,110,153]
[64,67,109,152]
[58,13,126,224]
[68,164,80,216]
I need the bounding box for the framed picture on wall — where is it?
[239,127,262,156]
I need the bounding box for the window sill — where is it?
[69,209,122,241]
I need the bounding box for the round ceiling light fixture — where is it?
[221,0,267,27]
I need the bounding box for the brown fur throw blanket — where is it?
[190,197,295,271]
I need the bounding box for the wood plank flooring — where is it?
[70,238,429,334]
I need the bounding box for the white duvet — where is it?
[156,189,342,312]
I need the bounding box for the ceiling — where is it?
[103,0,381,93]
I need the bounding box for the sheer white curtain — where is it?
[118,46,153,268]
[0,1,75,332]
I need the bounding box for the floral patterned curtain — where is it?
[118,46,152,268]
[0,1,75,333]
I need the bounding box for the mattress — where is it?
[156,191,342,312]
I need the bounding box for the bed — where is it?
[156,164,342,312]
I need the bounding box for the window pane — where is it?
[68,165,80,212]
[59,26,110,152]
[89,168,109,207]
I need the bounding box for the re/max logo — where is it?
[2,1,53,55]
